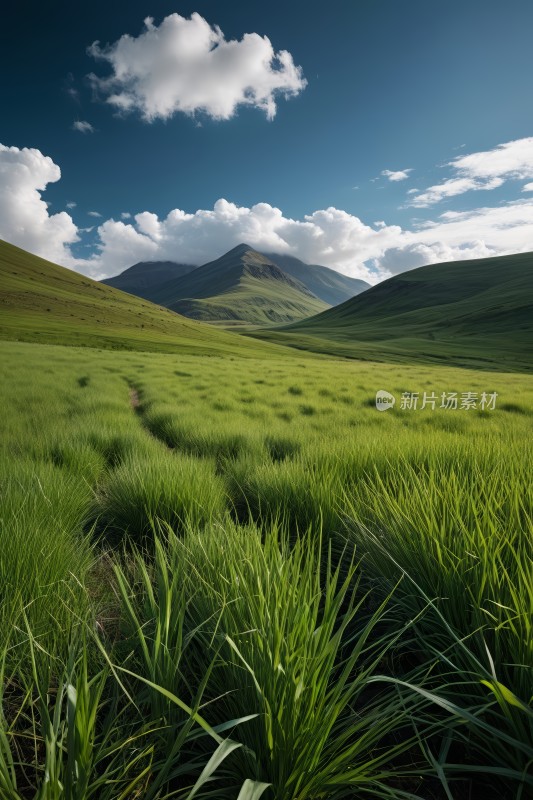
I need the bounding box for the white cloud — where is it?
[72,120,95,134]
[88,211,102,218]
[0,144,78,263]
[522,182,533,192]
[409,176,504,207]
[413,201,533,256]
[452,137,533,180]
[366,201,533,272]
[66,201,77,209]
[381,168,413,182]
[120,211,131,219]
[87,12,306,122]
[409,137,533,207]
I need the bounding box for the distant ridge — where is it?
[102,260,196,300]
[263,252,369,305]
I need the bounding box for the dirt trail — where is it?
[129,387,140,410]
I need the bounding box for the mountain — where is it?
[0,240,281,357]
[263,252,369,305]
[146,244,329,324]
[99,247,365,321]
[249,252,533,371]
[102,260,196,301]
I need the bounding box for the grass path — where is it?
[129,386,141,410]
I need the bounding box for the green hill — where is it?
[249,252,533,370]
[263,252,369,305]
[0,239,285,357]
[149,244,329,324]
[102,260,196,300]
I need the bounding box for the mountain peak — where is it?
[226,242,255,256]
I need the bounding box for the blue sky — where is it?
[1,0,533,281]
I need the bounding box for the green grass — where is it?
[0,460,94,660]
[248,251,533,371]
[1,336,532,797]
[174,522,430,797]
[342,448,533,783]
[0,621,264,799]
[96,451,228,541]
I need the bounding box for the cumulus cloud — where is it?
[87,12,306,122]
[522,182,533,192]
[72,120,95,134]
[88,211,102,217]
[381,168,413,182]
[120,211,131,219]
[0,144,78,263]
[66,201,77,209]
[409,137,533,207]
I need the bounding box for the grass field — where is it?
[1,337,531,799]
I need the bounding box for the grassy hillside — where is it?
[264,251,369,305]
[0,239,287,357]
[145,244,329,324]
[102,259,197,300]
[251,251,533,370]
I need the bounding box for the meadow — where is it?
[0,338,531,799]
